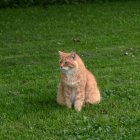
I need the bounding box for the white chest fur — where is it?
[64,70,80,88]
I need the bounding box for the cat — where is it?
[57,51,101,111]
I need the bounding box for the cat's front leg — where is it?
[64,87,72,109]
[74,90,85,112]
[65,97,72,108]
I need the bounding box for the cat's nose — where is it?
[60,66,63,71]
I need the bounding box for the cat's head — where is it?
[58,51,78,74]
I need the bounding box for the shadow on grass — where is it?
[24,96,65,112]
[37,98,60,108]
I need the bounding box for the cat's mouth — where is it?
[60,67,70,73]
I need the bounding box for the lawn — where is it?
[0,1,140,139]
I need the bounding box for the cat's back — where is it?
[85,68,97,85]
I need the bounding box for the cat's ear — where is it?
[70,52,76,60]
[58,51,63,57]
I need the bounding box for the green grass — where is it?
[0,1,140,139]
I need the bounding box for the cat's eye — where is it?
[64,61,68,65]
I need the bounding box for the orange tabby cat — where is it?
[57,51,100,111]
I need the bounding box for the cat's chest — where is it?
[64,73,80,87]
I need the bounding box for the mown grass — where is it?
[0,1,140,139]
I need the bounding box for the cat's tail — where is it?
[85,70,101,104]
[85,86,101,104]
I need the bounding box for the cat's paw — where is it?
[75,106,82,112]
[66,103,72,109]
